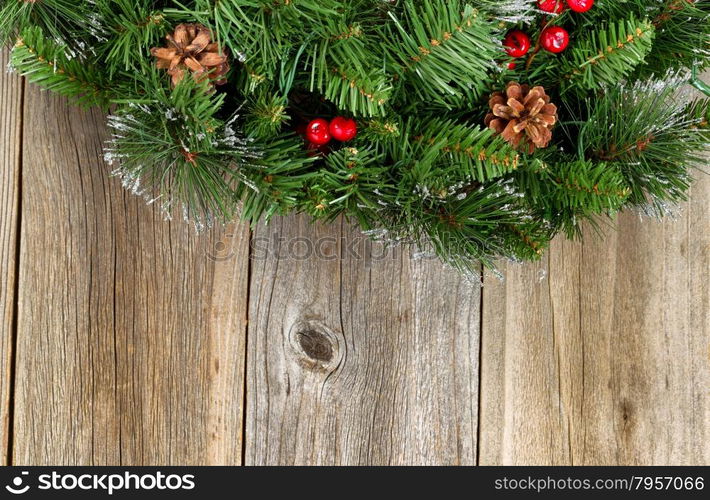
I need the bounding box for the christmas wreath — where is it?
[3,0,709,273]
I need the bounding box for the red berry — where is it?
[538,0,565,13]
[305,118,331,145]
[540,26,569,53]
[507,62,516,70]
[503,30,531,58]
[565,0,594,13]
[329,116,358,142]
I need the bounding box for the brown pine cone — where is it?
[151,24,230,87]
[484,82,557,153]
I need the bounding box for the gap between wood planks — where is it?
[2,48,24,465]
[241,226,254,465]
[6,77,23,467]
[476,263,484,465]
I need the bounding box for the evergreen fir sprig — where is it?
[409,119,520,182]
[106,73,255,226]
[302,6,393,116]
[639,0,710,77]
[577,0,647,21]
[381,177,549,272]
[244,89,289,139]
[359,117,402,145]
[11,26,112,108]
[314,147,390,223]
[387,0,500,106]
[96,0,168,75]
[236,135,317,223]
[686,96,710,129]
[559,16,655,93]
[575,72,710,213]
[516,159,631,237]
[321,65,391,117]
[478,0,538,24]
[0,0,92,46]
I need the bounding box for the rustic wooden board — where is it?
[245,216,481,465]
[2,66,708,466]
[12,86,250,465]
[0,48,22,465]
[479,171,709,466]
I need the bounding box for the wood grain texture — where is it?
[245,216,480,465]
[0,48,22,465]
[12,86,250,465]
[479,165,709,466]
[2,67,708,467]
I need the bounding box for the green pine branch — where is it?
[0,0,91,46]
[386,0,500,106]
[516,159,631,237]
[106,73,251,225]
[243,89,289,139]
[638,0,710,77]
[295,8,393,116]
[410,119,520,182]
[11,27,112,108]
[236,135,319,223]
[307,147,389,223]
[378,177,550,272]
[574,73,709,213]
[560,16,655,93]
[97,0,169,75]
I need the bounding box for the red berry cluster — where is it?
[305,116,357,146]
[503,0,594,65]
[539,0,594,14]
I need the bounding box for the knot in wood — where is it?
[288,319,342,374]
[297,330,333,362]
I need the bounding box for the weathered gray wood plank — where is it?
[0,48,22,465]
[479,166,709,466]
[13,86,250,465]
[245,216,480,465]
